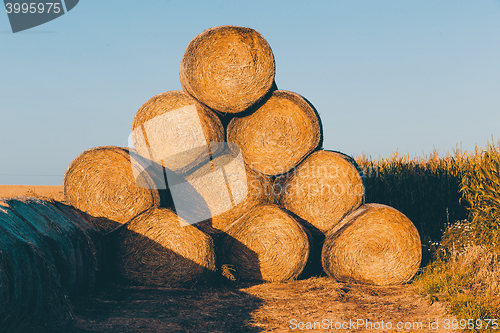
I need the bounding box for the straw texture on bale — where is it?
[279,150,364,233]
[131,90,224,173]
[0,197,102,332]
[64,146,161,233]
[112,208,216,287]
[169,143,273,231]
[227,90,321,176]
[221,204,309,282]
[322,203,422,286]
[180,25,275,114]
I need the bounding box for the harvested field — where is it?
[71,278,457,333]
[0,185,64,201]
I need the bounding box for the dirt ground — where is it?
[1,185,457,332]
[0,184,64,201]
[71,279,456,333]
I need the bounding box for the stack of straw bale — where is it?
[57,25,421,287]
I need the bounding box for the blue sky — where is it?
[1,0,499,185]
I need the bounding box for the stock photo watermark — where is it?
[3,0,79,33]
[290,318,500,330]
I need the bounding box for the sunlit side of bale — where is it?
[180,25,275,114]
[221,204,309,282]
[131,90,224,173]
[63,146,161,232]
[279,150,364,233]
[227,90,322,176]
[322,203,422,286]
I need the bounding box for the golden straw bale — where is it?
[279,150,364,233]
[131,90,224,173]
[63,146,161,232]
[180,25,275,114]
[322,203,422,286]
[227,90,322,176]
[221,204,309,282]
[111,208,216,287]
[167,143,273,231]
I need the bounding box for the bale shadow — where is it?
[72,282,265,333]
[72,226,264,333]
[283,209,326,279]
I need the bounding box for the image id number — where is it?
[443,318,498,330]
[5,3,61,14]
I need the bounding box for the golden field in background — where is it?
[0,185,64,201]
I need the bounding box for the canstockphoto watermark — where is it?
[3,0,79,33]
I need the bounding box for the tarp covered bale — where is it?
[111,208,217,287]
[180,25,275,114]
[322,203,422,286]
[0,224,73,332]
[221,204,309,283]
[227,90,322,176]
[50,200,107,282]
[279,150,365,233]
[63,146,162,233]
[0,197,102,331]
[0,197,100,296]
[131,90,225,173]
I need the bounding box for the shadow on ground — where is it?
[71,283,264,333]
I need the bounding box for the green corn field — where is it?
[357,140,500,329]
[356,149,469,263]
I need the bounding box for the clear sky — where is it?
[1,0,499,185]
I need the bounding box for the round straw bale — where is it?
[131,90,224,173]
[180,25,275,114]
[167,143,273,231]
[322,203,422,286]
[64,146,161,232]
[221,204,309,282]
[279,150,364,233]
[0,202,73,332]
[1,197,100,296]
[112,208,216,287]
[227,90,322,176]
